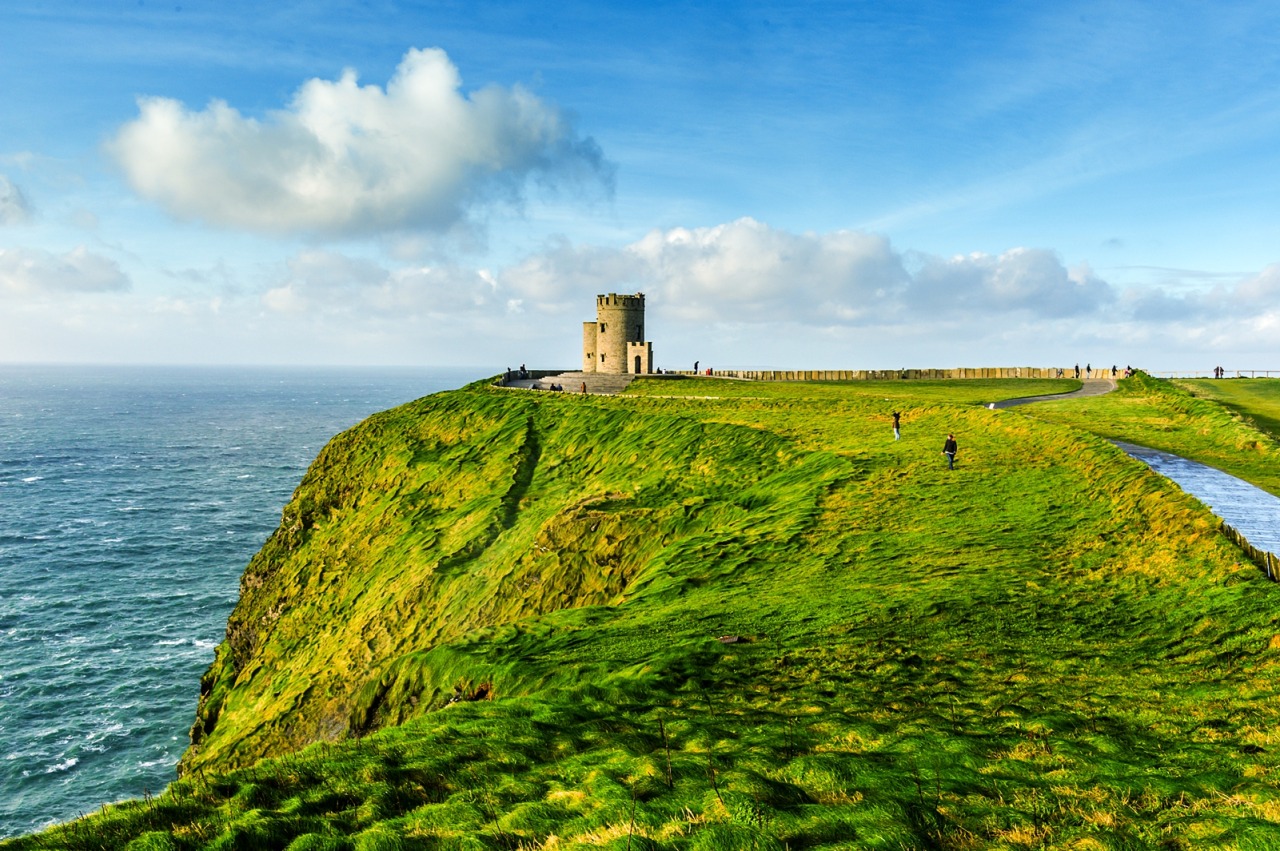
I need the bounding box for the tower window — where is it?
[600,323,606,332]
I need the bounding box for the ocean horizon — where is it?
[0,364,490,839]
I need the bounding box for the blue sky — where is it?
[3,1,1279,371]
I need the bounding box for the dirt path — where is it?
[990,377,1116,409]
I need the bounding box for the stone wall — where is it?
[671,367,1073,381]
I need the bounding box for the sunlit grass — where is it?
[1177,378,1280,440]
[625,376,1079,405]
[1031,372,1280,496]
[9,375,1280,849]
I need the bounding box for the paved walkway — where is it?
[501,372,637,395]
[990,377,1117,409]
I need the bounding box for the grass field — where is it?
[6,374,1280,850]
[1176,379,1280,441]
[1028,373,1280,498]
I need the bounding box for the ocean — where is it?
[0,365,487,839]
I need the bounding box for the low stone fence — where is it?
[1220,522,1280,582]
[668,367,1075,381]
[1152,370,1280,379]
[492,369,567,388]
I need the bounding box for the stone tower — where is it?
[582,293,652,375]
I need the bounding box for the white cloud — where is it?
[108,48,612,237]
[499,220,1120,330]
[629,218,910,325]
[502,236,648,308]
[261,249,499,316]
[907,248,1115,317]
[0,176,32,225]
[1233,263,1280,307]
[0,246,129,296]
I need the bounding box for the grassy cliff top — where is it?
[8,374,1280,850]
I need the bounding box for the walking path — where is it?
[1114,441,1280,557]
[989,377,1116,408]
[991,375,1280,569]
[502,372,636,395]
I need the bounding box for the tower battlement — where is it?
[597,293,645,309]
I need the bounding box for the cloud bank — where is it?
[0,247,129,296]
[109,48,613,237]
[2,218,1273,368]
[261,249,498,316]
[502,218,1119,329]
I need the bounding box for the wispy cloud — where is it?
[0,246,129,296]
[260,249,499,317]
[0,176,32,225]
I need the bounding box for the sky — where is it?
[2,1,1279,371]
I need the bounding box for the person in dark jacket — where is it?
[942,433,957,469]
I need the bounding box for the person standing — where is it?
[942,433,957,470]
[892,411,901,441]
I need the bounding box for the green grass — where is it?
[1176,378,1280,440]
[8,375,1280,850]
[1028,372,1280,497]
[625,376,1080,405]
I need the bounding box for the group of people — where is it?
[1214,365,1228,378]
[1072,363,1133,379]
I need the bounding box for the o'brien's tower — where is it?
[582,293,653,375]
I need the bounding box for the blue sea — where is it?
[0,365,487,839]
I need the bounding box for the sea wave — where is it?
[0,363,477,839]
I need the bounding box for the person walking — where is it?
[892,411,901,441]
[942,433,957,470]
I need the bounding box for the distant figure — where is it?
[892,411,901,441]
[942,433,957,470]
[1074,363,1080,379]
[581,381,587,394]
[1056,367,1064,377]
[694,360,699,373]
[1086,363,1092,378]
[1111,364,1117,377]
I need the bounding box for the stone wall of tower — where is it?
[582,322,598,373]
[627,341,652,376]
[592,293,646,375]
